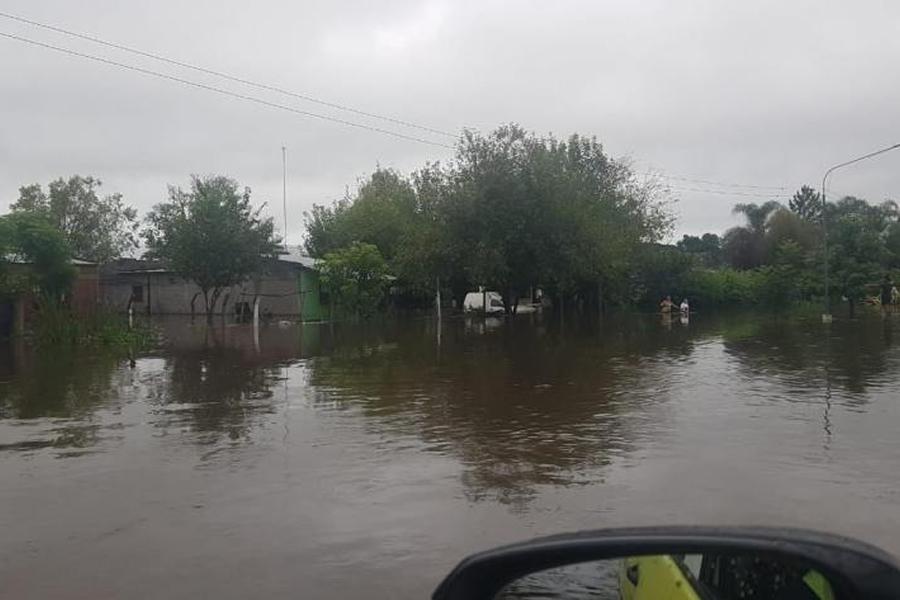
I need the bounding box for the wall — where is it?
[299,269,326,321]
[70,265,100,315]
[101,263,315,318]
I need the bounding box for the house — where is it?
[99,248,326,322]
[0,258,100,337]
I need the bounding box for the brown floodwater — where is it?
[2,312,900,599]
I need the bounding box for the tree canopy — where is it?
[304,124,672,312]
[143,175,281,321]
[0,212,74,301]
[12,175,138,263]
[317,242,389,318]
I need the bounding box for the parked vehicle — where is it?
[464,291,506,314]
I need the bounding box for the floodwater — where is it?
[2,312,900,599]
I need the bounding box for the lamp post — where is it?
[820,143,900,322]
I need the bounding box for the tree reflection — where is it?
[0,344,124,453]
[306,317,691,508]
[721,314,900,398]
[146,323,285,447]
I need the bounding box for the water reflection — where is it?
[3,313,900,598]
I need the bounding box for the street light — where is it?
[821,142,900,322]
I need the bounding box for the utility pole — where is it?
[282,145,288,250]
[821,142,900,322]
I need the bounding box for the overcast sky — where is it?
[2,0,900,244]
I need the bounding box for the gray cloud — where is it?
[2,0,899,244]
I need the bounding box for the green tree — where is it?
[0,212,74,301]
[143,175,280,323]
[677,233,722,266]
[12,175,138,263]
[789,185,822,221]
[317,242,389,318]
[763,208,819,262]
[826,197,891,316]
[302,124,671,315]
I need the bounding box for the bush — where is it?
[683,268,762,308]
[35,304,156,349]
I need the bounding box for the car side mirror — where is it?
[433,527,900,600]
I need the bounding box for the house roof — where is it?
[277,246,317,269]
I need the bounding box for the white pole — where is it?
[282,145,288,250]
[128,305,133,329]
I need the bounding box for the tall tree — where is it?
[789,185,822,221]
[143,175,280,323]
[724,201,783,269]
[826,197,892,316]
[12,175,138,263]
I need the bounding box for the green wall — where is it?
[298,268,326,321]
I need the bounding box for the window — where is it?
[131,285,144,302]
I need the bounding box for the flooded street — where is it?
[2,313,900,599]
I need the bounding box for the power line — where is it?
[0,10,458,139]
[666,185,785,198]
[661,173,787,191]
[0,31,455,150]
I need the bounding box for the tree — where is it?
[12,175,138,263]
[143,175,280,323]
[826,197,891,316]
[317,242,389,318]
[677,233,722,267]
[0,212,74,302]
[724,201,782,269]
[302,124,672,314]
[789,185,822,221]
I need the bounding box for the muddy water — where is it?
[2,313,900,599]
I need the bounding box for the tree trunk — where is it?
[202,289,211,324]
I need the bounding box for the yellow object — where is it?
[619,556,701,600]
[803,569,835,600]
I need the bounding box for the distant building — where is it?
[99,247,326,322]
[0,258,100,337]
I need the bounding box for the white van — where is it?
[463,291,506,314]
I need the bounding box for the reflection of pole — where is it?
[821,142,900,321]
[435,276,442,321]
[253,295,260,353]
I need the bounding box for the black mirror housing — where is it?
[433,526,900,600]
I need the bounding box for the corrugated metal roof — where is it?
[277,246,317,269]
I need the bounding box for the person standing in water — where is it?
[680,298,690,314]
[660,295,674,314]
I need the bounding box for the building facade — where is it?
[100,250,326,321]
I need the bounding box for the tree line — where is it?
[5,123,900,323]
[2,175,279,324]
[668,186,900,315]
[306,124,672,315]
